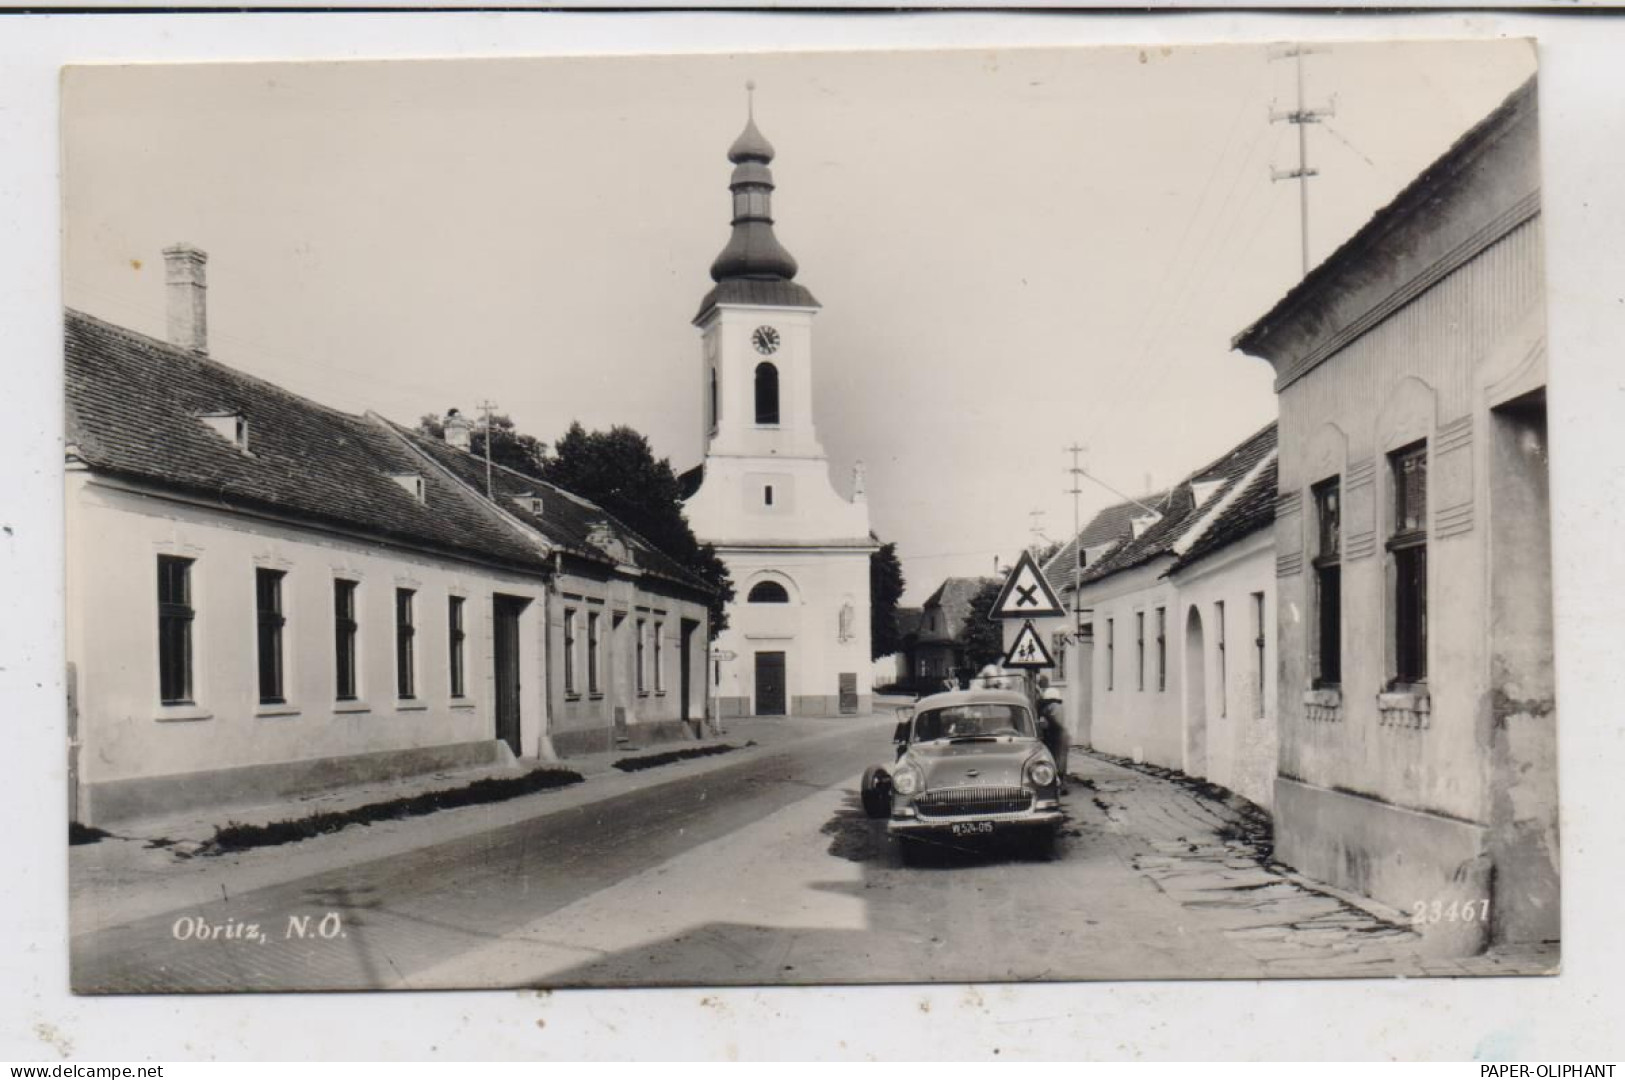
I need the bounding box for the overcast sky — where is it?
[62,41,1535,603]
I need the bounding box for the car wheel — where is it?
[860,765,891,819]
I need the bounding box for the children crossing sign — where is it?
[989,549,1065,620]
[1003,619,1055,669]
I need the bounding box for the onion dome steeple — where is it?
[695,83,819,323]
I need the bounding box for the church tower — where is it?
[685,91,876,718]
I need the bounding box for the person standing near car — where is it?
[1035,673,1070,793]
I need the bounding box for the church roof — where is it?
[728,116,775,163]
[698,103,816,322]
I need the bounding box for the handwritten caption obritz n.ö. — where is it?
[170,912,347,944]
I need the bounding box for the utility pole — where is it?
[1027,508,1050,553]
[1269,45,1334,279]
[1066,443,1087,638]
[476,399,499,499]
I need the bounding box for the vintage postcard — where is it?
[62,40,1556,993]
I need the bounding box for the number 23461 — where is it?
[1411,899,1489,925]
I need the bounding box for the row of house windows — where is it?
[1101,593,1267,717]
[1312,439,1429,691]
[156,555,468,708]
[560,608,666,699]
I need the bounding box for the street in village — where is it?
[69,703,1552,994]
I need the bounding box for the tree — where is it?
[869,541,907,660]
[959,580,1007,672]
[540,422,735,639]
[417,411,548,478]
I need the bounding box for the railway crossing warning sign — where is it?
[989,549,1065,620]
[1002,619,1056,669]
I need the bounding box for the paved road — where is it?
[71,719,1554,993]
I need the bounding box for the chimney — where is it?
[444,408,474,451]
[163,244,208,353]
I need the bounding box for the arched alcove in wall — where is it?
[754,362,780,425]
[1184,605,1208,779]
[742,569,800,605]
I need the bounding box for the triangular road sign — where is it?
[1003,619,1056,669]
[989,549,1065,620]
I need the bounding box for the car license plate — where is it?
[950,820,995,837]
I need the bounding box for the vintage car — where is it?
[860,688,1063,862]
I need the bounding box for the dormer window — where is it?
[1191,478,1225,507]
[391,473,426,504]
[1130,512,1161,539]
[199,411,248,453]
[510,493,544,516]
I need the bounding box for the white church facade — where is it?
[683,105,877,717]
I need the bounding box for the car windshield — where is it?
[912,703,1034,742]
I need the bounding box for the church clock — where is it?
[751,325,781,355]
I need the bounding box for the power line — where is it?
[1321,119,1377,170]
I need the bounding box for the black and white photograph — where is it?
[59,38,1558,996]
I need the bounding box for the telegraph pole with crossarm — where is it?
[476,399,499,499]
[1269,45,1335,279]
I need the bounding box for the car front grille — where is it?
[914,786,1032,818]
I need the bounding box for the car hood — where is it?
[906,737,1047,789]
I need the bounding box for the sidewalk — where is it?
[1074,749,1560,977]
[70,709,899,934]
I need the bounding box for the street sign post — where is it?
[1002,619,1056,669]
[988,549,1066,620]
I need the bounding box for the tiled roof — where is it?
[1041,493,1172,595]
[693,279,820,324]
[1074,422,1278,588]
[388,423,709,594]
[65,310,548,572]
[1170,456,1278,572]
[66,308,713,599]
[918,576,999,644]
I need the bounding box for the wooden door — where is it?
[754,651,786,716]
[493,595,525,757]
[680,619,699,722]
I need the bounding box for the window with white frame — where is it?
[563,607,578,696]
[587,610,601,695]
[654,622,665,693]
[157,555,195,705]
[636,618,648,694]
[395,588,416,700]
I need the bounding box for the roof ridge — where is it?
[369,413,560,559]
[66,308,369,428]
[1172,446,1279,560]
[1188,419,1280,484]
[383,417,713,594]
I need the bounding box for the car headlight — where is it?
[892,762,924,796]
[1026,757,1057,789]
